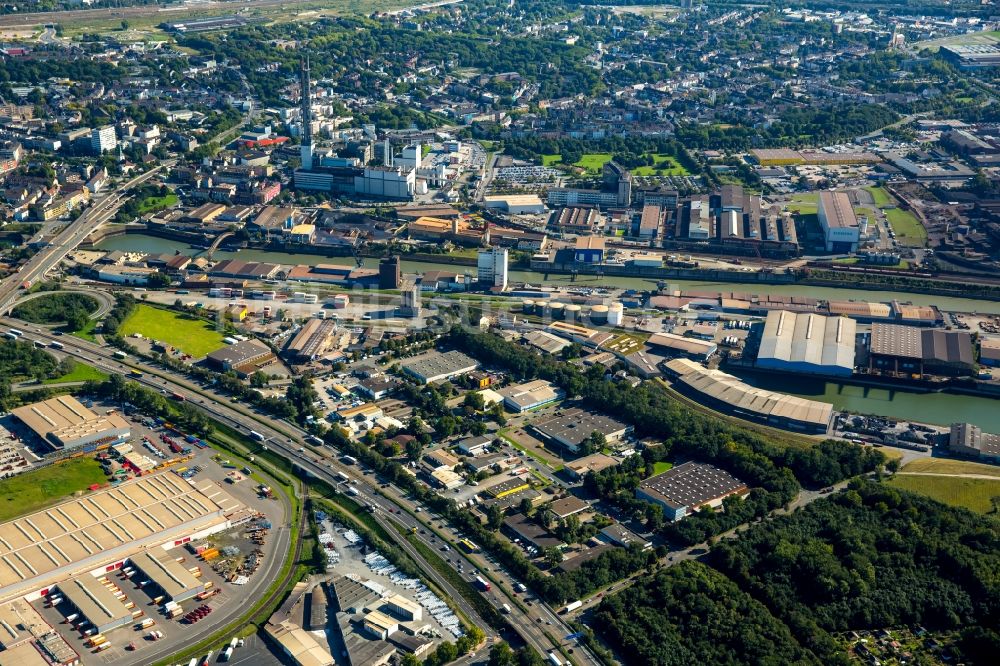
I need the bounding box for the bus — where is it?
[249,431,265,442]
[33,340,45,349]
[171,392,186,402]
[48,341,64,350]
[459,539,480,553]
[113,350,128,360]
[335,471,350,484]
[7,329,23,337]
[341,455,358,465]
[307,435,324,446]
[130,369,143,378]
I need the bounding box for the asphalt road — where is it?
[0,321,577,659]
[0,164,170,314]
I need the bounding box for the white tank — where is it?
[608,302,625,326]
[591,304,609,325]
[522,299,535,315]
[565,304,582,321]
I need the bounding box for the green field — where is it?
[541,154,562,166]
[885,208,927,247]
[120,304,226,357]
[72,318,99,343]
[136,193,178,215]
[44,364,108,384]
[887,475,1000,514]
[0,458,107,523]
[865,186,894,207]
[652,461,673,475]
[786,193,818,215]
[632,154,690,177]
[900,458,1000,478]
[574,153,613,173]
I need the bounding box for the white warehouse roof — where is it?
[756,310,856,375]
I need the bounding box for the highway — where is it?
[0,320,599,662]
[0,164,170,314]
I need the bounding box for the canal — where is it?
[94,233,1000,428]
[729,369,1000,431]
[95,233,1000,315]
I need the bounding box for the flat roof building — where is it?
[0,473,243,603]
[565,453,619,480]
[948,423,1000,462]
[868,324,975,377]
[980,337,1000,367]
[58,574,133,634]
[636,462,748,521]
[498,379,564,413]
[665,358,833,433]
[12,396,130,452]
[756,310,856,377]
[502,513,562,551]
[129,549,204,603]
[646,332,717,361]
[401,350,479,384]
[531,407,631,453]
[383,594,422,622]
[206,338,276,373]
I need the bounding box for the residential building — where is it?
[477,247,508,290]
[90,125,116,154]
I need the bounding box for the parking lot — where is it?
[22,433,286,665]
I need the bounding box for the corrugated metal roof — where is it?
[758,310,855,371]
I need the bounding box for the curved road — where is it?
[3,317,597,665]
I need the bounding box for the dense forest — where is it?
[596,481,1000,665]
[596,561,821,666]
[709,480,1000,663]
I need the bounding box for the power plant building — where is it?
[755,310,856,377]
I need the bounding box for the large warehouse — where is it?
[498,380,564,413]
[401,350,479,384]
[12,396,130,452]
[636,462,748,522]
[818,191,862,252]
[58,574,133,634]
[0,472,244,604]
[755,310,856,377]
[665,358,833,433]
[531,407,631,453]
[868,324,975,377]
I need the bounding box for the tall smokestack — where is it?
[300,56,313,170]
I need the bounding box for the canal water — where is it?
[95,234,1000,315]
[94,233,1000,428]
[729,370,1000,430]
